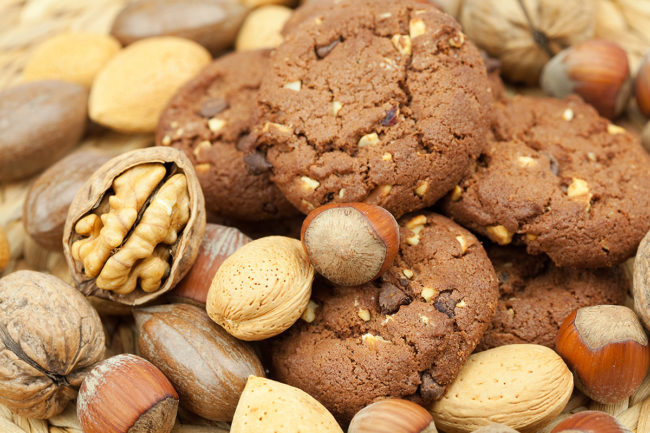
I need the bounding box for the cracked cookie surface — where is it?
[441,95,650,268]
[156,50,297,221]
[269,213,498,423]
[478,245,628,351]
[257,0,492,218]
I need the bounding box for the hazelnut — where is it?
[642,122,650,153]
[134,303,265,421]
[636,53,650,118]
[540,40,631,119]
[206,236,314,341]
[0,271,105,419]
[230,376,343,433]
[556,305,650,404]
[171,224,251,305]
[301,203,399,286]
[550,411,631,433]
[0,225,9,271]
[77,354,179,433]
[348,399,437,433]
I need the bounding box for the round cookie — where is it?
[441,95,650,268]
[257,0,493,218]
[156,49,297,221]
[269,212,498,422]
[477,245,628,351]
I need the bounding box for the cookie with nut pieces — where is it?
[156,49,298,221]
[256,0,493,218]
[477,245,628,351]
[269,212,498,423]
[440,95,650,268]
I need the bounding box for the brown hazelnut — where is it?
[0,80,88,182]
[642,122,650,153]
[171,223,251,305]
[550,411,630,433]
[133,303,265,421]
[63,147,206,305]
[348,399,437,433]
[541,40,631,119]
[301,203,399,286]
[636,53,650,118]
[0,270,105,419]
[556,305,650,404]
[0,225,9,272]
[23,148,111,250]
[77,353,179,433]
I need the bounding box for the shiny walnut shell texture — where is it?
[0,270,105,419]
[63,147,206,305]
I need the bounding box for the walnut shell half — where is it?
[0,270,105,419]
[63,147,206,305]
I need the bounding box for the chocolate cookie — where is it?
[257,0,493,218]
[441,95,650,268]
[269,212,498,422]
[156,50,297,221]
[477,245,628,351]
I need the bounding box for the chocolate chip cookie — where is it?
[441,95,650,268]
[269,213,498,422]
[257,0,493,218]
[156,49,297,221]
[477,245,628,351]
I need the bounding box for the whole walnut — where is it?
[0,270,105,419]
[461,0,596,84]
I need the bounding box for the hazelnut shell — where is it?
[77,353,179,433]
[556,305,650,404]
[550,410,631,433]
[301,202,399,286]
[63,146,206,305]
[636,54,650,118]
[348,399,436,433]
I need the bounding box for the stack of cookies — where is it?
[155,0,650,425]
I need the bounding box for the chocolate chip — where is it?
[263,202,278,214]
[379,282,410,314]
[244,152,273,175]
[419,372,446,401]
[316,38,341,58]
[434,291,456,318]
[398,278,410,288]
[199,98,229,118]
[381,106,399,127]
[546,152,560,176]
[236,133,257,153]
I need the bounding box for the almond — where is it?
[431,344,573,433]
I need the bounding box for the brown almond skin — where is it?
[77,354,179,433]
[550,411,630,433]
[63,147,206,305]
[171,224,251,305]
[134,303,265,421]
[23,149,111,250]
[111,0,248,54]
[556,308,650,404]
[0,80,87,182]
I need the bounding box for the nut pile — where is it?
[1,0,650,433]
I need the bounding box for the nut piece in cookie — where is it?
[206,236,315,341]
[301,203,399,286]
[556,305,650,404]
[63,147,206,305]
